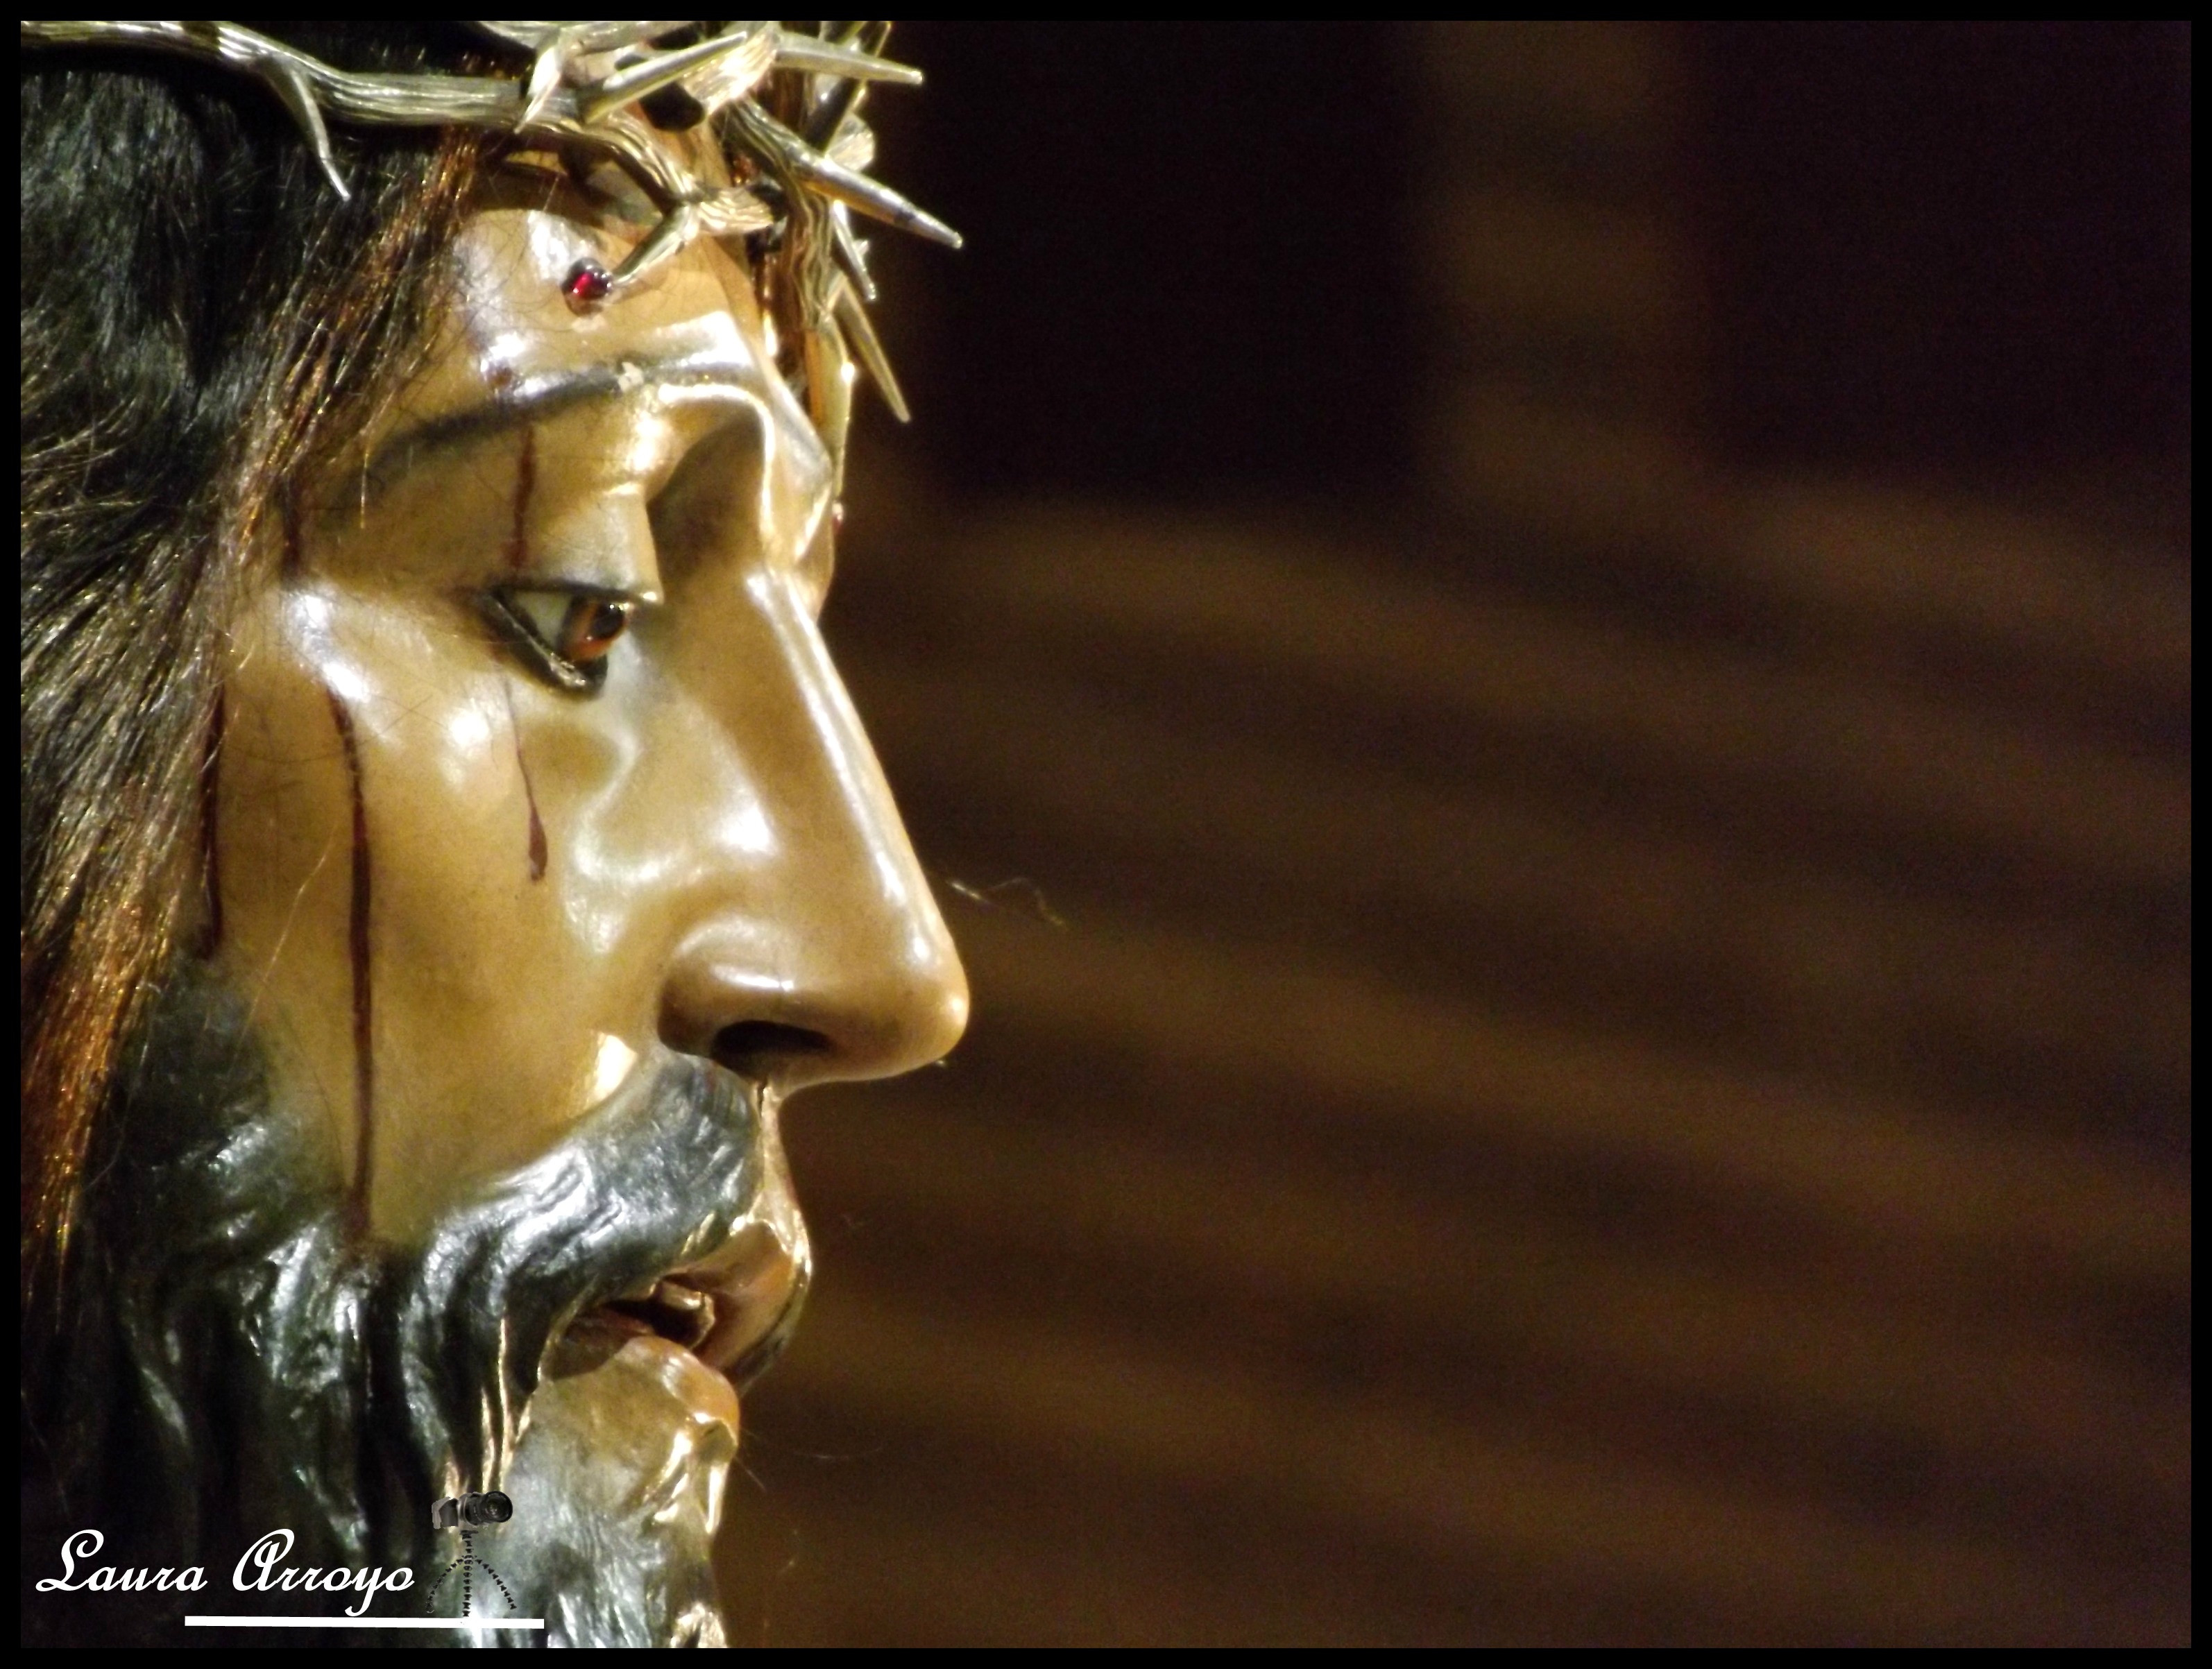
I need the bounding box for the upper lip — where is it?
[577,1060,811,1396]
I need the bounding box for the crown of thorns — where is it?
[22,20,954,460]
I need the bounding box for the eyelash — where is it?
[479,585,638,693]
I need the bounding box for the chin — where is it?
[490,1328,743,1645]
[22,970,808,1648]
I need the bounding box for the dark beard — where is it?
[22,963,774,1646]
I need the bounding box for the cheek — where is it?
[214,611,370,1187]
[216,589,638,1239]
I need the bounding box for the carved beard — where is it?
[22,963,779,1647]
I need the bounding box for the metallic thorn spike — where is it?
[602,182,769,293]
[677,28,777,119]
[769,34,923,86]
[520,51,565,127]
[22,17,958,459]
[802,21,894,153]
[22,21,530,130]
[731,105,962,249]
[575,24,770,126]
[517,26,596,129]
[804,70,869,151]
[475,21,686,55]
[833,277,910,425]
[831,205,878,305]
[264,55,351,199]
[605,200,703,294]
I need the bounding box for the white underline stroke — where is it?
[185,1615,545,1629]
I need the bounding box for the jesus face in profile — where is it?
[30,163,967,1647]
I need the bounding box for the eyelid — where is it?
[508,579,663,608]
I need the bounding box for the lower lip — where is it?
[690,1263,806,1383]
[551,1312,742,1439]
[564,1251,804,1396]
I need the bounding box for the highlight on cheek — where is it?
[590,1033,638,1105]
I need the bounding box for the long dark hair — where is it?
[20,28,488,1310]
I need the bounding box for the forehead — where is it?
[375,202,786,454]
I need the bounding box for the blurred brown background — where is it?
[716,22,2190,1645]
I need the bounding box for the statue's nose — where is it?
[658,894,969,1094]
[654,576,969,1097]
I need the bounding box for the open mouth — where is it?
[584,1219,810,1398]
[554,1062,813,1407]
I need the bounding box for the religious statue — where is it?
[22,23,969,1646]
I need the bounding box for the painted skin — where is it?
[195,187,969,1490]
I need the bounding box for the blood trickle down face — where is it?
[197,196,967,1447]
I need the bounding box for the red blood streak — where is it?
[503,679,548,882]
[507,428,536,572]
[323,683,375,1233]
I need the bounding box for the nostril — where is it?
[712,1019,835,1079]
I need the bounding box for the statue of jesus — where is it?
[22,22,968,1646]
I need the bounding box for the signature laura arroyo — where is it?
[37,1527,415,1618]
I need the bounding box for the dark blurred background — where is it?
[716,22,2190,1644]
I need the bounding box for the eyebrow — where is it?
[353,353,764,506]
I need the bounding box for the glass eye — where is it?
[482,587,636,693]
[536,594,630,665]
